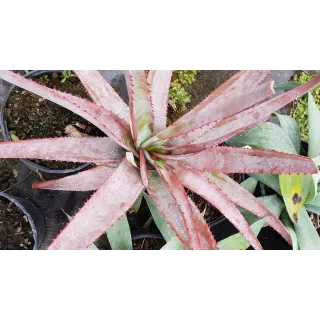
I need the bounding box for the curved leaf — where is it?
[0,71,134,151]
[156,166,202,249]
[279,174,313,223]
[275,113,301,154]
[125,71,153,147]
[144,193,176,242]
[293,205,320,250]
[280,210,299,250]
[274,81,301,91]
[249,173,281,194]
[170,162,263,250]
[48,159,144,250]
[218,195,285,250]
[229,122,296,154]
[145,80,275,147]
[33,165,116,191]
[205,172,291,244]
[147,172,190,248]
[171,74,320,150]
[308,92,320,158]
[0,137,125,163]
[106,215,132,250]
[74,70,130,123]
[177,146,318,174]
[147,70,172,134]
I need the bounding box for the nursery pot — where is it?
[0,192,44,249]
[0,70,90,174]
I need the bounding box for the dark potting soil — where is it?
[5,72,105,170]
[0,198,34,250]
[0,132,19,192]
[133,237,166,250]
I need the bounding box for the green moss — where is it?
[168,70,197,123]
[291,72,320,141]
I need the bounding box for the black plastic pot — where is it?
[0,70,90,174]
[0,192,44,249]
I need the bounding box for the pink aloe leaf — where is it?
[155,167,203,249]
[33,165,116,191]
[174,146,318,174]
[139,149,149,188]
[169,161,263,250]
[147,172,190,248]
[48,159,144,250]
[147,172,217,249]
[160,80,275,147]
[0,137,125,163]
[179,74,320,150]
[204,172,292,245]
[74,70,130,123]
[0,71,134,152]
[147,70,172,134]
[124,71,153,147]
[188,198,219,250]
[143,71,272,147]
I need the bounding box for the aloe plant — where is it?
[0,70,319,250]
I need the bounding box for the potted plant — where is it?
[0,191,44,250]
[0,70,319,250]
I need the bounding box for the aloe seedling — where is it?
[0,70,319,250]
[61,70,77,83]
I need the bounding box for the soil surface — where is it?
[133,238,166,250]
[5,72,105,170]
[0,197,34,250]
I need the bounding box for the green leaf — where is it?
[132,193,143,213]
[240,177,258,194]
[305,204,320,216]
[308,92,320,158]
[274,81,301,91]
[106,215,132,250]
[249,174,281,194]
[144,193,175,242]
[279,174,313,223]
[280,210,299,250]
[229,122,296,154]
[87,243,99,250]
[307,194,320,207]
[161,236,184,250]
[218,195,285,250]
[10,134,19,141]
[294,205,320,250]
[275,113,301,154]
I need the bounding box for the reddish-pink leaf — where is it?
[169,162,263,250]
[147,70,172,134]
[161,81,275,148]
[188,198,219,250]
[139,149,149,188]
[175,146,318,174]
[74,70,130,123]
[0,71,134,152]
[124,71,153,147]
[0,137,125,163]
[33,165,116,191]
[147,172,191,249]
[48,159,144,250]
[143,71,272,147]
[205,172,292,245]
[147,172,218,250]
[156,166,202,249]
[185,74,320,148]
